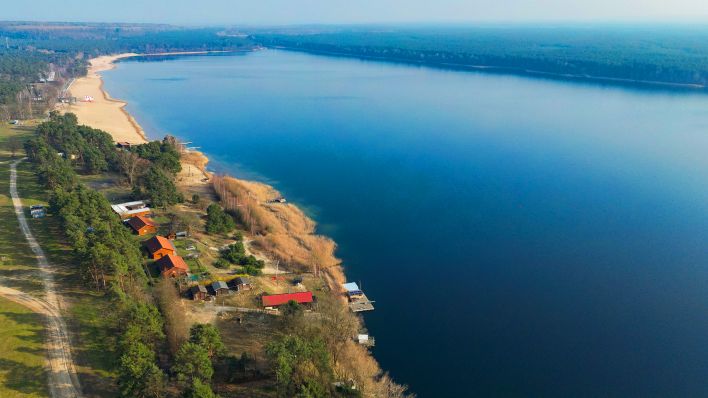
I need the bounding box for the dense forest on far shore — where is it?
[0,22,255,120]
[252,25,708,88]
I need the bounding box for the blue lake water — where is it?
[103,50,708,397]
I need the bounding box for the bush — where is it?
[192,193,200,204]
[205,204,235,235]
[213,259,230,269]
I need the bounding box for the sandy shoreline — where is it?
[61,53,220,186]
[58,53,148,144]
[58,51,238,145]
[70,52,350,286]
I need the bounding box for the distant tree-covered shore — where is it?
[252,25,708,89]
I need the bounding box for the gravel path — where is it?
[0,158,83,398]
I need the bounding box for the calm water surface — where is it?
[104,50,708,397]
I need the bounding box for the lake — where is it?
[103,49,708,397]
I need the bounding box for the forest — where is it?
[252,25,708,88]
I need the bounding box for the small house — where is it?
[126,215,157,236]
[211,281,230,296]
[261,292,314,309]
[155,254,189,279]
[144,236,176,259]
[190,285,208,301]
[232,277,252,291]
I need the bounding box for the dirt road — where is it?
[0,158,83,398]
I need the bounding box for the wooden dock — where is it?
[349,293,375,312]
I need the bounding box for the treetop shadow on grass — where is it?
[0,357,48,397]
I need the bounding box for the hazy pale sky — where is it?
[5,0,708,25]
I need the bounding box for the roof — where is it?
[234,277,251,285]
[156,254,189,274]
[343,282,360,292]
[343,282,363,295]
[145,236,176,254]
[190,285,207,293]
[262,292,313,307]
[111,200,150,216]
[127,215,156,231]
[211,281,229,290]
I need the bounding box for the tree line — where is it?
[254,26,708,88]
[24,113,223,397]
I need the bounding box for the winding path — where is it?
[0,158,83,398]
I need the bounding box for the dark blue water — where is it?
[103,50,708,397]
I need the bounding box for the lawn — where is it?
[0,123,50,398]
[0,297,49,398]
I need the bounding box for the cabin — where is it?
[144,236,176,259]
[126,215,157,236]
[261,292,314,309]
[231,277,252,291]
[190,285,208,301]
[116,142,133,149]
[155,254,189,278]
[211,281,230,296]
[111,200,151,220]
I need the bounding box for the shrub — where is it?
[205,204,235,235]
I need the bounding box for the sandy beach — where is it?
[60,51,238,146]
[59,53,148,144]
[64,53,214,187]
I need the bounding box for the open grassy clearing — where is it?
[0,123,49,398]
[0,297,49,398]
[0,123,118,397]
[16,160,121,398]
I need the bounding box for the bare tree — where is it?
[154,279,189,355]
[375,373,415,398]
[319,302,358,365]
[117,150,148,186]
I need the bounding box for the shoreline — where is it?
[72,51,352,311]
[58,50,247,145]
[58,51,396,393]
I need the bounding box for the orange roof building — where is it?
[155,254,189,279]
[126,215,158,236]
[144,236,176,259]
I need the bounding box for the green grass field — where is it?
[0,297,49,398]
[0,122,118,397]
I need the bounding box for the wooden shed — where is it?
[211,281,230,296]
[190,285,208,301]
[232,277,252,291]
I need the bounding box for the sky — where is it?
[4,0,708,25]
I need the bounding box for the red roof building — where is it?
[144,236,176,259]
[261,292,314,307]
[156,254,189,278]
[126,215,158,236]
